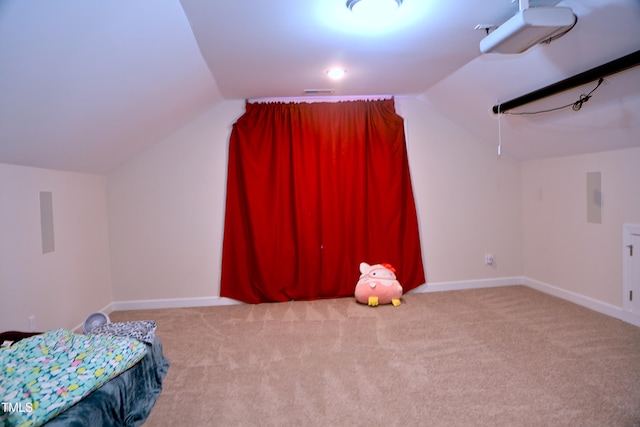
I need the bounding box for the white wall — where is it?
[106,97,523,304]
[0,163,112,331]
[107,100,243,302]
[522,147,640,307]
[399,98,523,286]
[2,98,635,329]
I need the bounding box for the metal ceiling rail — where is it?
[492,49,640,114]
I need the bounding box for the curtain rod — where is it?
[247,94,395,104]
[493,49,640,114]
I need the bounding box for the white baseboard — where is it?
[410,276,640,328]
[409,276,524,294]
[111,296,244,312]
[99,277,640,329]
[620,311,640,328]
[523,277,640,328]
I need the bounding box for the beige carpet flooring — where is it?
[110,286,640,426]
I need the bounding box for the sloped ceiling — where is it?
[0,0,639,174]
[0,0,222,174]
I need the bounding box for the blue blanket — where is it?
[43,336,169,427]
[0,330,169,427]
[1,330,148,427]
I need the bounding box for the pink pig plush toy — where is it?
[354,262,403,307]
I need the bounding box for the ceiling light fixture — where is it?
[326,68,346,79]
[346,0,403,14]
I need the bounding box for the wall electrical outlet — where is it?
[484,253,494,265]
[28,315,36,332]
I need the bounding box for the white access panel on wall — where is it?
[623,224,640,315]
[40,191,55,254]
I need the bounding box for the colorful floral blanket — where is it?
[0,329,147,427]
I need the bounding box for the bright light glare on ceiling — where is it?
[316,0,430,36]
[348,0,402,13]
[327,69,346,79]
[347,0,402,27]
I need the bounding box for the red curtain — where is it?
[220,99,425,303]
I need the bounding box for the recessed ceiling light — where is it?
[346,0,403,13]
[326,68,346,79]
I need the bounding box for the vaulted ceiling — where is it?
[1,0,639,174]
